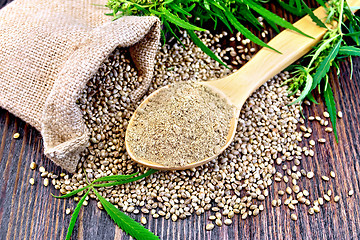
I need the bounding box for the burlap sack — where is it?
[0,0,160,172]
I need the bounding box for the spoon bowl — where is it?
[125,1,359,170]
[125,83,241,170]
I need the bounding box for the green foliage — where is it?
[93,188,159,240]
[286,0,360,141]
[324,82,338,141]
[106,0,310,65]
[66,189,91,240]
[53,169,158,240]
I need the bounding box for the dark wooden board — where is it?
[1,1,360,239]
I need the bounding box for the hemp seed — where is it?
[206,223,215,231]
[30,162,37,170]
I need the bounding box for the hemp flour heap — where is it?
[126,82,236,167]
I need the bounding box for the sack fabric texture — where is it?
[0,0,161,172]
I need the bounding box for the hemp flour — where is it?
[126,82,236,167]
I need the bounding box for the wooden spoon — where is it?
[125,2,359,170]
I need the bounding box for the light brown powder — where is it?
[126,82,236,167]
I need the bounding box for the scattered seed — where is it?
[29,178,35,185]
[323,112,330,118]
[288,204,295,210]
[318,138,326,143]
[304,133,311,138]
[298,198,306,204]
[283,176,289,183]
[209,215,216,220]
[308,116,315,121]
[307,172,314,179]
[65,208,71,215]
[297,192,304,199]
[215,219,222,227]
[141,217,147,225]
[330,171,336,178]
[309,140,315,146]
[30,162,37,170]
[318,198,324,205]
[324,194,331,202]
[43,178,49,187]
[303,190,309,197]
[293,185,300,193]
[327,190,332,196]
[338,111,343,118]
[13,133,20,139]
[325,127,332,133]
[224,219,232,225]
[206,223,215,231]
[286,187,292,195]
[322,176,330,181]
[349,190,354,196]
[39,166,45,173]
[291,214,298,221]
[334,196,340,202]
[300,125,307,132]
[308,208,314,215]
[313,205,320,213]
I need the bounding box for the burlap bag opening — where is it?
[0,0,161,172]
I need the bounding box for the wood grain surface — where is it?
[1,0,360,239]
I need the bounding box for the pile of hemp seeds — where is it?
[27,26,354,230]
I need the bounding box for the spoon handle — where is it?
[209,0,359,108]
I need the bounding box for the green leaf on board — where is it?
[344,30,360,37]
[221,4,280,53]
[311,39,342,91]
[246,0,314,38]
[92,172,139,183]
[204,0,210,10]
[339,46,360,56]
[277,0,305,16]
[308,35,339,68]
[300,0,327,28]
[315,0,327,8]
[168,3,192,17]
[162,10,206,31]
[93,188,160,240]
[211,5,233,32]
[323,83,338,141]
[52,185,90,199]
[65,189,91,240]
[163,20,187,48]
[292,71,313,104]
[93,169,158,188]
[187,29,229,68]
[306,92,318,104]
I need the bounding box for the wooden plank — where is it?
[1,1,360,239]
